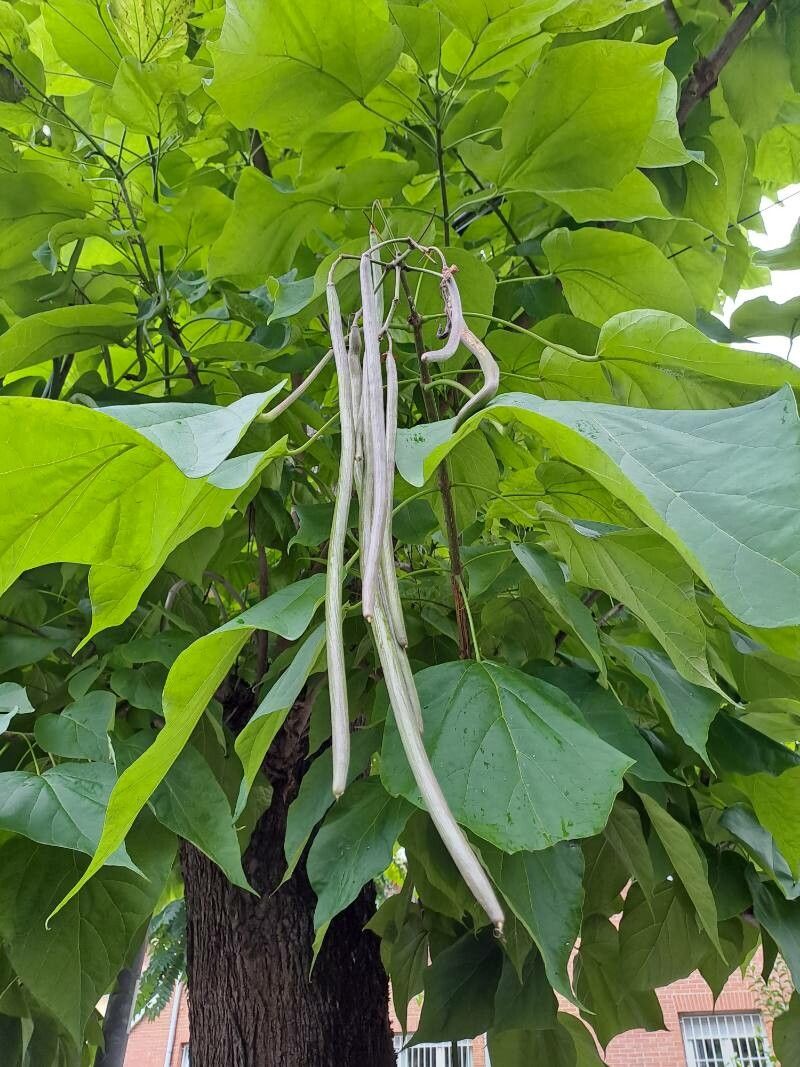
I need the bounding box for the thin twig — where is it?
[400,272,474,659]
[677,0,774,125]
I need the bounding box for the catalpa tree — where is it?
[0,0,799,1065]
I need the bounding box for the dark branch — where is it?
[250,129,272,177]
[677,0,774,126]
[663,0,682,34]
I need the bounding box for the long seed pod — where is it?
[370,591,504,931]
[369,229,385,324]
[421,270,464,364]
[326,281,357,797]
[380,342,408,649]
[347,324,366,477]
[452,326,500,429]
[359,251,389,622]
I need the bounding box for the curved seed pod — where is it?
[371,592,504,931]
[380,344,408,649]
[359,251,389,623]
[369,229,385,324]
[347,324,364,461]
[453,326,500,429]
[326,282,357,798]
[421,271,464,364]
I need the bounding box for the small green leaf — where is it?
[0,682,32,732]
[479,839,584,1001]
[609,641,720,761]
[33,690,115,762]
[511,543,606,683]
[413,928,502,1044]
[619,882,706,989]
[284,724,382,882]
[307,777,412,932]
[542,514,717,692]
[235,624,326,816]
[639,794,722,954]
[747,870,800,987]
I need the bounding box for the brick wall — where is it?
[601,957,778,1067]
[124,962,777,1067]
[124,984,190,1067]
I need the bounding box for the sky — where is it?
[724,183,800,362]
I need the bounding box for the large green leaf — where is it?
[463,40,667,193]
[479,840,584,1000]
[544,172,670,224]
[0,825,174,1044]
[103,386,284,478]
[773,994,800,1063]
[542,514,715,691]
[395,388,800,629]
[0,763,133,867]
[54,575,325,915]
[306,777,412,932]
[596,309,800,392]
[382,661,631,852]
[209,0,402,141]
[0,398,284,641]
[235,623,326,816]
[542,227,696,325]
[0,306,135,376]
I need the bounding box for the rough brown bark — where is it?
[181,707,396,1067]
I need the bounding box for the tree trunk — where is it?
[95,939,146,1067]
[181,707,396,1067]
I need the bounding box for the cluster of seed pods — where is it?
[324,234,504,931]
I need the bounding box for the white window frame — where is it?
[680,1012,772,1067]
[180,1043,191,1067]
[393,1035,474,1067]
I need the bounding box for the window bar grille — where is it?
[680,1013,771,1067]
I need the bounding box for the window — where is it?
[393,1036,473,1067]
[680,1013,772,1067]
[180,1044,190,1067]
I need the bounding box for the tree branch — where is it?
[663,0,682,33]
[677,0,774,126]
[401,273,474,660]
[250,129,272,177]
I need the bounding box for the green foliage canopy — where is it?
[0,0,799,1062]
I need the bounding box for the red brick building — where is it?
[123,958,781,1067]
